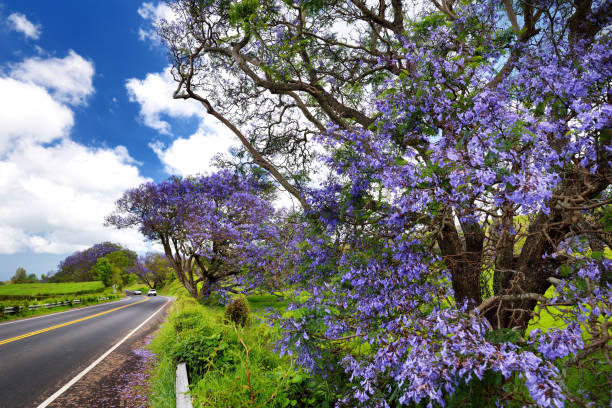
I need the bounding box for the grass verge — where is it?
[147,287,325,408]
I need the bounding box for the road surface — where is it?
[0,295,169,408]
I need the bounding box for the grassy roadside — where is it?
[148,283,325,408]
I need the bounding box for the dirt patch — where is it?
[45,301,170,408]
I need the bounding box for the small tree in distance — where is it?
[91,258,119,288]
[106,170,279,301]
[11,267,37,284]
[130,253,174,289]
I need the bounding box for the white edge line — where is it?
[0,297,132,327]
[36,296,171,408]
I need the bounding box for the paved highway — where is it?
[0,295,169,408]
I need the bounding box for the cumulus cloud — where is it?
[126,63,238,176]
[0,140,150,254]
[126,66,202,134]
[10,51,95,105]
[0,50,151,255]
[7,12,41,40]
[137,2,176,42]
[150,124,238,176]
[0,77,73,154]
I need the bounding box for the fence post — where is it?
[176,362,192,408]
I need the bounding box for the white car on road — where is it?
[147,289,157,296]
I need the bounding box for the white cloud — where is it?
[126,66,203,134]
[137,2,176,42]
[0,50,152,255]
[150,125,238,176]
[0,140,151,254]
[7,12,41,40]
[0,77,73,154]
[126,64,238,176]
[10,51,95,105]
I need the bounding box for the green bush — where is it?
[224,295,250,326]
[148,293,329,408]
[172,310,203,333]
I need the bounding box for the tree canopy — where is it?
[148,0,611,405]
[106,170,282,300]
[10,267,37,284]
[129,253,175,289]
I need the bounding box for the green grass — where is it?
[0,281,104,296]
[0,294,122,321]
[157,279,185,297]
[246,293,290,314]
[124,283,152,293]
[147,290,324,408]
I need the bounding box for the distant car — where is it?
[147,289,157,296]
[133,290,142,295]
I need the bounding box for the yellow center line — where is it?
[0,297,149,346]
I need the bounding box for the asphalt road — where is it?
[0,295,169,408]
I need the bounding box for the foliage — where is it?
[224,295,250,326]
[152,0,612,406]
[104,250,138,286]
[148,294,329,408]
[51,242,135,282]
[129,253,174,289]
[11,267,37,284]
[91,257,120,288]
[106,170,285,301]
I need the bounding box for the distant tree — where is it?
[104,250,138,286]
[107,171,278,301]
[10,267,36,284]
[130,253,174,289]
[52,242,131,282]
[11,267,27,284]
[91,258,119,288]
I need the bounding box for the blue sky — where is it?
[0,1,237,280]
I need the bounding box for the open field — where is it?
[0,281,104,297]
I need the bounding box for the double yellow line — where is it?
[0,297,149,346]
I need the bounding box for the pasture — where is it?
[0,281,104,297]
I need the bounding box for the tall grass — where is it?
[147,292,324,408]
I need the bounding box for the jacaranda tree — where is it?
[51,242,131,282]
[106,171,280,301]
[155,0,611,405]
[130,252,175,290]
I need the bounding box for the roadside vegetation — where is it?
[0,292,122,321]
[148,285,329,408]
[6,0,606,406]
[1,241,175,321]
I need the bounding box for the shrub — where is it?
[172,310,203,333]
[224,296,250,326]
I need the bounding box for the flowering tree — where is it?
[106,171,279,301]
[130,253,174,290]
[51,242,127,282]
[156,0,611,405]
